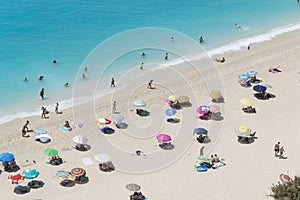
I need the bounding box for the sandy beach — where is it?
[0,29,300,200]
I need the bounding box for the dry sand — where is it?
[0,29,300,200]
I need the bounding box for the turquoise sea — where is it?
[1,0,300,123]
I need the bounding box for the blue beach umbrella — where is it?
[165,108,177,116]
[247,71,257,77]
[193,128,208,135]
[238,74,249,80]
[253,85,267,93]
[133,100,146,107]
[0,152,15,162]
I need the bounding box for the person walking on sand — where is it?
[40,88,45,99]
[112,101,117,113]
[274,142,280,157]
[147,80,153,89]
[111,78,116,87]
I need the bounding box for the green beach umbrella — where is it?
[44,148,58,157]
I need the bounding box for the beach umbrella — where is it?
[201,102,211,107]
[70,167,86,177]
[27,180,44,189]
[156,134,171,143]
[208,105,220,113]
[179,96,190,103]
[238,74,249,80]
[239,98,253,107]
[33,129,47,134]
[193,128,208,135]
[279,174,291,184]
[21,169,39,179]
[168,95,178,102]
[8,173,24,184]
[253,85,267,93]
[126,183,141,192]
[235,126,251,136]
[95,154,111,163]
[0,152,15,162]
[197,105,209,115]
[209,90,222,99]
[112,114,125,122]
[97,118,111,125]
[247,70,257,77]
[44,148,58,157]
[165,108,177,116]
[133,100,146,107]
[56,170,71,178]
[72,135,88,144]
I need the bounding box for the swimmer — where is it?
[84,67,88,72]
[82,74,86,79]
[171,36,174,41]
[40,88,45,99]
[39,76,44,81]
[199,36,204,43]
[165,52,168,60]
[24,77,28,81]
[52,59,57,64]
[64,82,69,87]
[140,62,144,70]
[141,52,146,57]
[235,23,241,29]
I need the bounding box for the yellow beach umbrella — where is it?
[239,98,253,107]
[235,126,251,136]
[168,95,178,102]
[209,90,222,99]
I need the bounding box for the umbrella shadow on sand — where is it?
[238,136,258,144]
[254,93,276,100]
[180,102,192,108]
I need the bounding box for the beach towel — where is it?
[60,126,72,133]
[61,146,73,152]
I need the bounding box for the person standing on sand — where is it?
[40,88,45,99]
[111,78,116,87]
[147,80,153,89]
[274,142,280,157]
[199,146,204,157]
[55,102,59,114]
[112,101,117,113]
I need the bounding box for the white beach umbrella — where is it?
[95,154,111,163]
[72,135,88,144]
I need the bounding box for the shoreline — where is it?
[1,21,300,125]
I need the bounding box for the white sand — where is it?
[0,29,300,200]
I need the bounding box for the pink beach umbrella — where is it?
[8,173,25,184]
[156,134,171,143]
[208,105,220,113]
[197,106,209,115]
